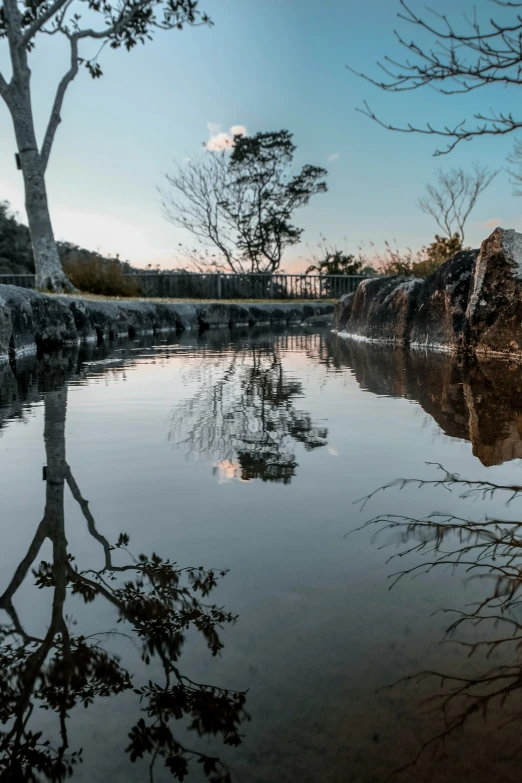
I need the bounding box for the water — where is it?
[1,327,522,782]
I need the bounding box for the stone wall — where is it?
[0,287,333,361]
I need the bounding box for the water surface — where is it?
[1,328,522,782]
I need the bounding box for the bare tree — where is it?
[350,0,522,155]
[0,0,211,291]
[418,163,497,243]
[162,130,327,274]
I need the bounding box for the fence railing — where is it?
[0,274,36,289]
[124,272,368,299]
[0,272,369,299]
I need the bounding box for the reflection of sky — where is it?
[1,0,520,269]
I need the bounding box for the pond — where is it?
[1,326,522,782]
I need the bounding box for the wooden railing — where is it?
[0,272,370,299]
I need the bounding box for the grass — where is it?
[50,292,337,305]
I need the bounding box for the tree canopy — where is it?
[162,130,328,274]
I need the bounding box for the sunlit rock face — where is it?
[332,292,354,331]
[410,249,478,350]
[467,227,522,357]
[343,277,422,343]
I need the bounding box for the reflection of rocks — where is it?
[328,333,522,466]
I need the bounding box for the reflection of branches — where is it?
[170,342,328,484]
[0,386,247,782]
[358,464,522,778]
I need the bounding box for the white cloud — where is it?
[207,132,235,151]
[230,125,247,137]
[328,152,340,161]
[206,123,248,151]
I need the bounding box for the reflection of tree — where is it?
[358,465,522,778]
[170,342,328,484]
[0,386,246,782]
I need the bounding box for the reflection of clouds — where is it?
[213,459,251,484]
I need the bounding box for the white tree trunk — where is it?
[23,152,73,291]
[9,81,74,292]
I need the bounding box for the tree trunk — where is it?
[9,82,74,293]
[23,155,74,292]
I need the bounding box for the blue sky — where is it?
[0,0,521,270]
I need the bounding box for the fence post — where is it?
[217,273,222,300]
[269,275,274,299]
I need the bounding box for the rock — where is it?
[346,277,422,343]
[410,249,478,351]
[0,296,13,361]
[332,293,355,331]
[467,227,522,357]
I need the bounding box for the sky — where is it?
[1,0,522,271]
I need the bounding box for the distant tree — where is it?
[305,237,364,276]
[351,1,522,155]
[412,233,463,277]
[0,0,211,291]
[162,130,328,274]
[418,164,497,243]
[0,200,34,273]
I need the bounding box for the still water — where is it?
[1,327,522,782]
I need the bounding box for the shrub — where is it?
[62,253,142,297]
[370,234,463,279]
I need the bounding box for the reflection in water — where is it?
[170,337,328,484]
[328,335,522,467]
[5,329,522,781]
[0,356,246,782]
[359,465,522,778]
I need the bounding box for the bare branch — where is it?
[351,1,522,153]
[40,34,79,172]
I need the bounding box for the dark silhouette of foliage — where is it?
[0,386,247,782]
[0,201,34,274]
[162,130,327,274]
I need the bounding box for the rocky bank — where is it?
[333,227,522,359]
[0,288,333,361]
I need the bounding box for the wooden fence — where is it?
[0,272,369,299]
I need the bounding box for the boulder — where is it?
[198,303,231,328]
[0,296,13,361]
[302,314,333,326]
[346,277,422,343]
[467,227,522,357]
[409,249,478,351]
[332,292,355,331]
